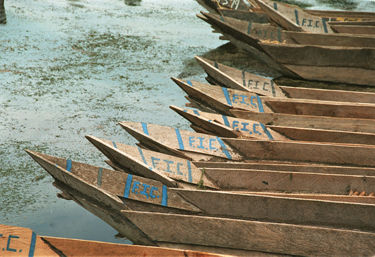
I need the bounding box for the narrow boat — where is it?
[26,150,375,233]
[118,121,243,161]
[172,77,375,120]
[84,136,375,200]
[0,224,224,257]
[171,105,375,146]
[122,210,375,257]
[199,12,375,86]
[195,56,375,102]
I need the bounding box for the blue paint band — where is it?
[97,168,103,186]
[66,159,72,172]
[294,10,300,25]
[221,115,230,127]
[137,146,148,165]
[242,70,246,87]
[161,185,168,206]
[221,87,232,106]
[260,123,274,140]
[112,141,117,149]
[193,110,200,116]
[187,80,193,87]
[270,80,276,97]
[187,160,193,183]
[123,174,133,198]
[141,122,149,135]
[214,61,219,69]
[175,128,185,150]
[220,15,225,22]
[256,95,264,113]
[277,28,282,43]
[216,137,232,160]
[322,18,328,33]
[28,232,36,257]
[247,22,252,34]
[273,2,277,10]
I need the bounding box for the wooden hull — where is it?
[200,12,375,86]
[122,210,375,257]
[196,56,375,104]
[172,105,375,146]
[0,224,223,257]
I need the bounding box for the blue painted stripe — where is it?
[161,185,168,206]
[220,15,225,22]
[187,161,193,183]
[175,128,185,150]
[123,174,133,198]
[214,61,219,69]
[294,10,300,25]
[221,87,232,106]
[273,2,278,10]
[112,141,117,149]
[256,95,264,113]
[141,122,149,135]
[28,232,37,257]
[193,110,200,116]
[97,168,103,186]
[247,21,252,34]
[137,146,148,165]
[187,80,193,87]
[216,137,232,160]
[260,123,274,140]
[66,159,72,172]
[322,18,328,33]
[221,115,230,127]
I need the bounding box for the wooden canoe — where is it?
[172,77,375,120]
[122,210,375,257]
[0,224,225,257]
[118,121,243,161]
[200,12,375,86]
[83,136,375,198]
[196,56,375,103]
[198,0,375,21]
[171,105,375,146]
[26,150,375,232]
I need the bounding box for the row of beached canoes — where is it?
[24,1,375,256]
[196,0,375,86]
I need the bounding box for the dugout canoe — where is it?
[26,150,375,233]
[199,0,375,21]
[171,105,375,146]
[84,136,375,199]
[0,224,224,257]
[172,77,375,120]
[122,210,375,257]
[196,56,375,102]
[118,121,243,162]
[120,121,375,168]
[200,12,375,86]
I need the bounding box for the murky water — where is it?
[1,0,374,244]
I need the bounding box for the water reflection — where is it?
[272,0,313,9]
[124,0,141,7]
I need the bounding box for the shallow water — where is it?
[0,0,374,244]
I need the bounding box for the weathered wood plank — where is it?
[224,138,375,167]
[331,24,375,34]
[122,211,375,256]
[119,121,243,161]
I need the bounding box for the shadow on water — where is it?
[315,0,358,10]
[178,42,281,79]
[124,0,142,7]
